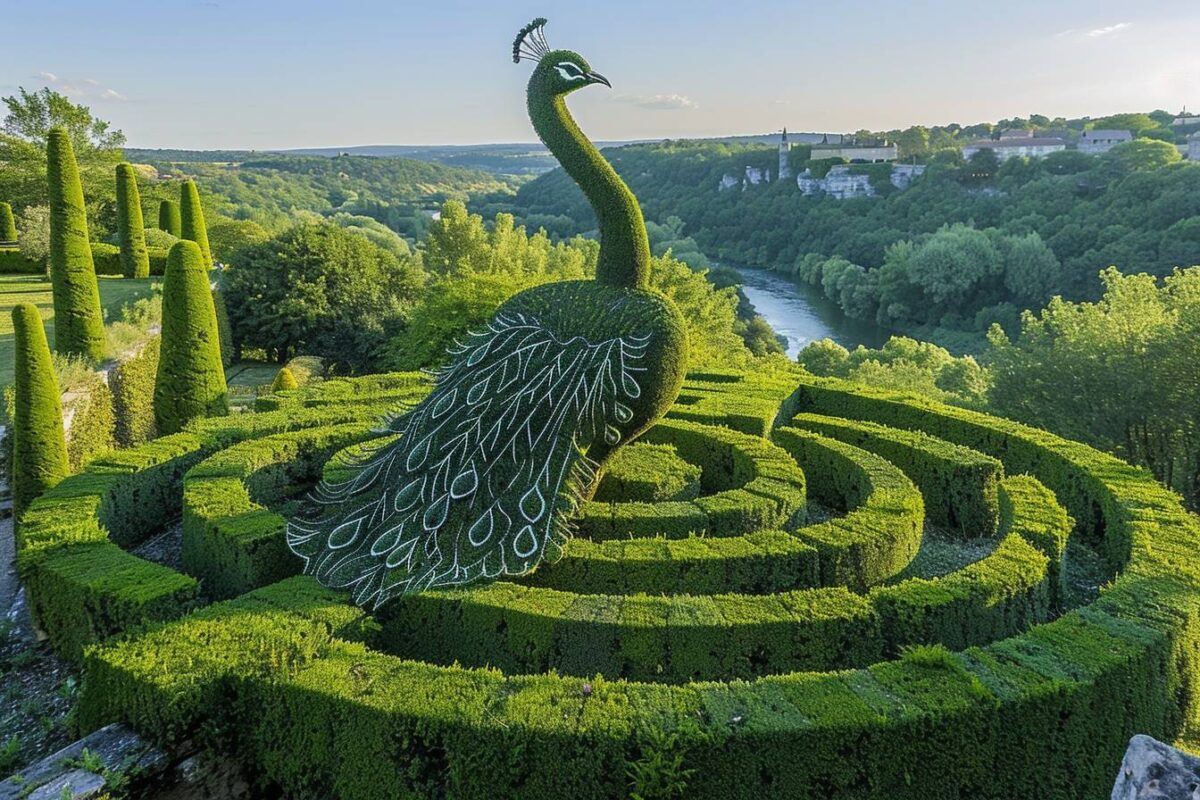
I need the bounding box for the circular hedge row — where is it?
[13,369,1200,800]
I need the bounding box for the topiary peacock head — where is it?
[288,17,687,608]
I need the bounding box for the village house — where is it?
[1078,129,1133,154]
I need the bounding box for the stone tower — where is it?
[778,128,793,180]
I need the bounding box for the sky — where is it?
[2,0,1198,150]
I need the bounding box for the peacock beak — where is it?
[586,71,611,88]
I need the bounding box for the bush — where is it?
[47,127,105,359]
[153,241,228,434]
[0,248,40,274]
[270,367,299,392]
[115,163,150,278]
[0,201,16,242]
[593,442,700,502]
[110,337,160,447]
[147,247,169,276]
[10,303,68,518]
[90,242,122,275]
[62,369,116,470]
[142,226,179,250]
[158,199,181,238]
[179,179,213,268]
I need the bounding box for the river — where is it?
[735,267,892,358]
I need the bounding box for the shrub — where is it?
[147,247,169,276]
[62,369,116,470]
[90,242,122,275]
[10,303,68,518]
[211,284,235,366]
[0,249,40,274]
[142,226,179,250]
[153,241,228,434]
[110,337,160,447]
[158,199,181,238]
[179,180,212,268]
[270,367,299,392]
[47,127,105,359]
[16,205,50,267]
[115,163,150,278]
[0,201,16,242]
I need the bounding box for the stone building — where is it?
[810,134,897,163]
[1171,108,1198,127]
[1189,131,1200,161]
[778,129,793,180]
[1078,129,1133,154]
[962,133,1066,162]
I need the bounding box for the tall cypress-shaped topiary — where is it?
[11,303,69,519]
[0,202,16,242]
[153,240,228,434]
[179,179,213,268]
[47,127,106,360]
[158,198,181,237]
[287,19,687,609]
[115,163,150,278]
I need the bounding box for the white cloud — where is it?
[32,71,127,101]
[611,93,699,111]
[1086,22,1131,38]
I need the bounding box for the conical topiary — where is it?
[158,198,181,237]
[0,201,16,242]
[271,366,299,392]
[11,303,69,519]
[115,163,150,279]
[153,240,227,434]
[179,179,213,268]
[47,127,106,360]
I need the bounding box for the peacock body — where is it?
[288,19,687,608]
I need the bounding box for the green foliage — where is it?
[153,241,228,434]
[114,163,149,278]
[110,337,159,447]
[15,204,50,266]
[1103,137,1182,174]
[179,179,213,268]
[205,217,269,262]
[157,198,181,237]
[0,248,40,274]
[61,367,116,470]
[0,201,15,241]
[141,225,178,250]
[47,127,105,359]
[593,442,700,502]
[10,303,67,518]
[270,366,299,392]
[224,222,424,371]
[89,241,121,275]
[799,336,988,406]
[988,266,1200,508]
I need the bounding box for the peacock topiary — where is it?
[47,127,106,360]
[116,163,150,279]
[179,180,212,268]
[158,198,182,238]
[11,303,69,519]
[288,17,687,608]
[153,240,228,434]
[0,201,16,243]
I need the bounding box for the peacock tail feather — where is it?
[287,312,649,608]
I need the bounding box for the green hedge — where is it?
[147,247,169,276]
[182,423,375,599]
[593,442,700,502]
[772,426,925,591]
[789,412,1002,536]
[576,419,806,540]
[0,248,42,274]
[110,337,161,447]
[90,242,123,276]
[63,370,116,470]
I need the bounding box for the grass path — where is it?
[0,274,160,389]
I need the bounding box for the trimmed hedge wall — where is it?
[182,423,375,599]
[593,442,700,502]
[24,369,1200,799]
[0,247,42,274]
[789,412,1002,536]
[110,337,161,447]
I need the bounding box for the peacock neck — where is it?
[529,88,650,290]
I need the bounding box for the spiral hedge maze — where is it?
[14,369,1200,799]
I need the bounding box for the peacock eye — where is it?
[554,62,585,82]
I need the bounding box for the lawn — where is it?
[0,274,160,389]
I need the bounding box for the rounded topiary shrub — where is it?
[10,303,68,518]
[47,127,105,360]
[593,441,701,502]
[179,180,213,268]
[0,201,16,242]
[115,163,150,279]
[271,367,299,392]
[158,198,182,238]
[153,240,228,434]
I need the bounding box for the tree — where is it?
[47,127,105,360]
[115,163,149,278]
[224,222,424,371]
[154,240,228,434]
[0,201,15,241]
[10,303,68,519]
[180,179,213,268]
[0,88,124,219]
[1002,232,1062,306]
[158,198,181,237]
[1103,138,1182,175]
[16,205,50,265]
